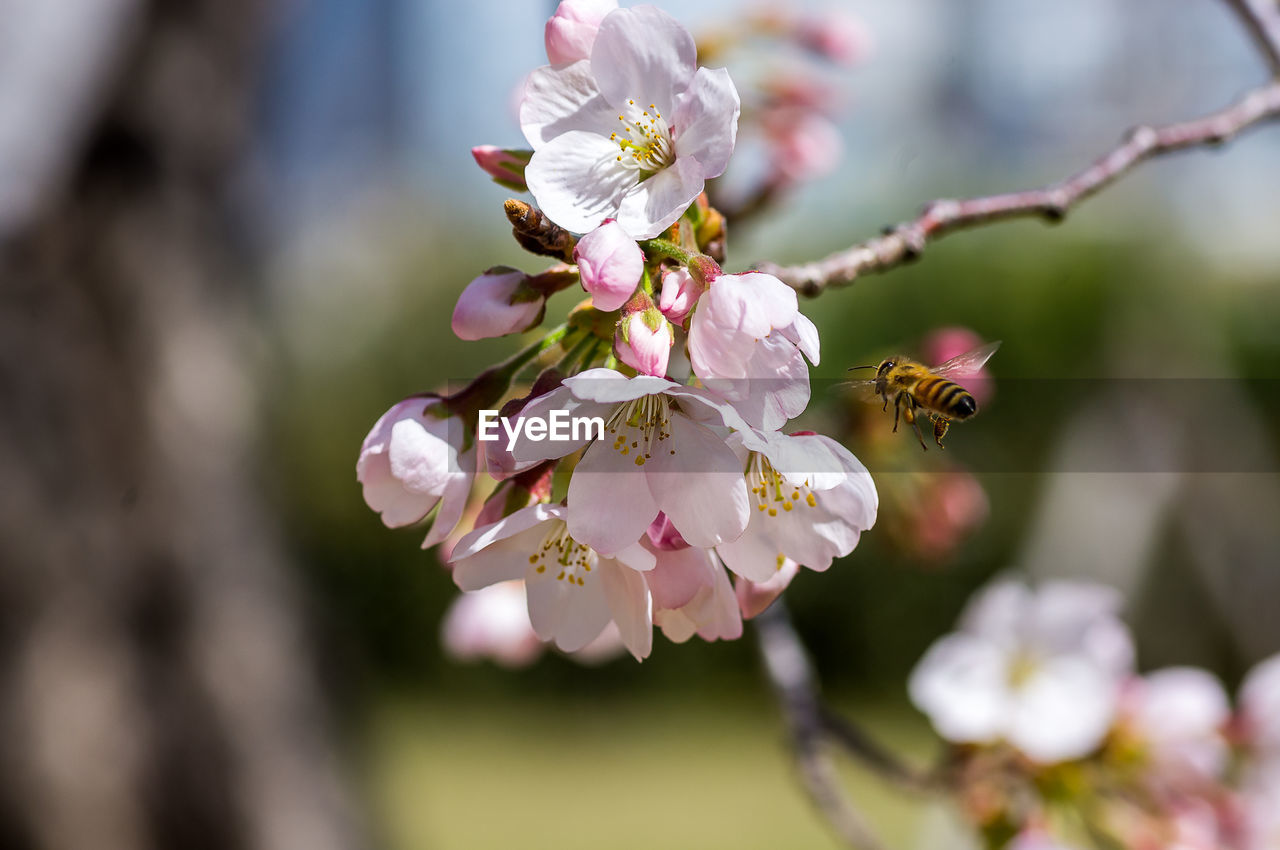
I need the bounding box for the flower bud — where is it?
[451,267,545,341]
[573,220,643,312]
[615,295,672,378]
[471,146,532,192]
[658,267,702,325]
[544,0,618,64]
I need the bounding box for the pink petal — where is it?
[525,130,636,234]
[562,368,677,403]
[671,66,740,178]
[614,155,706,239]
[526,567,612,652]
[544,0,618,64]
[452,523,550,591]
[590,6,696,114]
[566,435,660,555]
[451,503,564,563]
[520,61,614,148]
[599,559,653,660]
[646,413,749,548]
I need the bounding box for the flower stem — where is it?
[638,238,696,265]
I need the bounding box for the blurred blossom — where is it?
[909,577,1135,764]
[1239,766,1280,850]
[451,267,545,341]
[794,8,874,66]
[1119,667,1231,788]
[357,396,475,548]
[442,581,544,668]
[1006,830,1082,850]
[1239,652,1280,755]
[899,469,989,561]
[762,109,842,183]
[544,0,617,64]
[574,220,643,312]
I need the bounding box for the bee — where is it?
[846,341,1001,450]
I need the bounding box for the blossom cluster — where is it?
[357,1,878,662]
[910,576,1280,850]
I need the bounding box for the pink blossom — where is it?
[573,220,643,312]
[521,6,740,238]
[451,503,655,660]
[451,267,544,341]
[483,371,564,482]
[508,369,751,556]
[688,271,819,429]
[735,557,799,619]
[646,541,742,643]
[357,396,475,548]
[615,299,673,377]
[796,9,874,66]
[1240,652,1280,755]
[716,429,877,583]
[1120,667,1230,788]
[470,146,531,191]
[764,109,842,182]
[441,581,543,668]
[544,0,617,64]
[657,266,702,325]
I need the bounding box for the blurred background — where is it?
[2,1,1279,849]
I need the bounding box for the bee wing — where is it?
[931,340,1001,379]
[836,378,880,402]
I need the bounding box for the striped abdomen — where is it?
[913,377,978,419]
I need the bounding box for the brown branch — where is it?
[1224,0,1280,75]
[755,601,938,848]
[757,80,1280,296]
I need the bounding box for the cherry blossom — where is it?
[573,219,643,311]
[441,581,544,668]
[614,295,672,377]
[521,5,740,238]
[357,396,475,548]
[716,429,877,583]
[451,503,655,659]
[687,271,819,429]
[451,267,545,341]
[544,0,617,65]
[509,368,750,555]
[644,527,742,643]
[1239,652,1280,755]
[1119,667,1230,788]
[908,578,1135,764]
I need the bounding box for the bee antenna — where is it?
[847,365,875,372]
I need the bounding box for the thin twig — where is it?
[757,80,1280,296]
[1223,0,1280,74]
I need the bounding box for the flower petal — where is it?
[562,367,677,403]
[591,6,696,113]
[452,522,550,591]
[520,60,615,147]
[507,386,614,463]
[614,155,705,239]
[716,519,788,583]
[526,568,611,652]
[1008,656,1118,763]
[781,311,820,365]
[421,458,474,549]
[908,634,1011,745]
[567,435,660,554]
[647,414,749,548]
[451,503,564,563]
[526,130,636,234]
[599,559,653,659]
[671,66,740,178]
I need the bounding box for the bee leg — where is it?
[906,403,928,451]
[891,393,905,433]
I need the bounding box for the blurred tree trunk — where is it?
[0,3,367,850]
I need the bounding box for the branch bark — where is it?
[757,80,1280,295]
[1224,0,1280,74]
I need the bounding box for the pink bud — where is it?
[658,267,702,325]
[797,10,874,66]
[544,0,618,64]
[645,512,689,551]
[573,220,643,312]
[615,306,672,378]
[735,559,800,619]
[471,146,531,191]
[451,267,544,341]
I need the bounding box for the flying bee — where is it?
[846,341,1001,450]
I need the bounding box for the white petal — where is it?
[716,518,788,583]
[421,460,474,548]
[508,387,614,463]
[358,449,439,527]
[647,413,749,547]
[525,130,636,234]
[591,6,695,113]
[526,568,611,652]
[671,66,739,178]
[562,367,677,402]
[566,436,659,555]
[520,60,614,147]
[452,523,550,591]
[1008,656,1118,763]
[781,311,821,365]
[451,503,564,562]
[647,544,716,609]
[387,416,454,495]
[615,155,705,239]
[908,633,1011,744]
[599,559,653,659]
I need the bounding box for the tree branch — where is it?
[755,601,938,848]
[757,80,1280,296]
[1224,0,1280,75]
